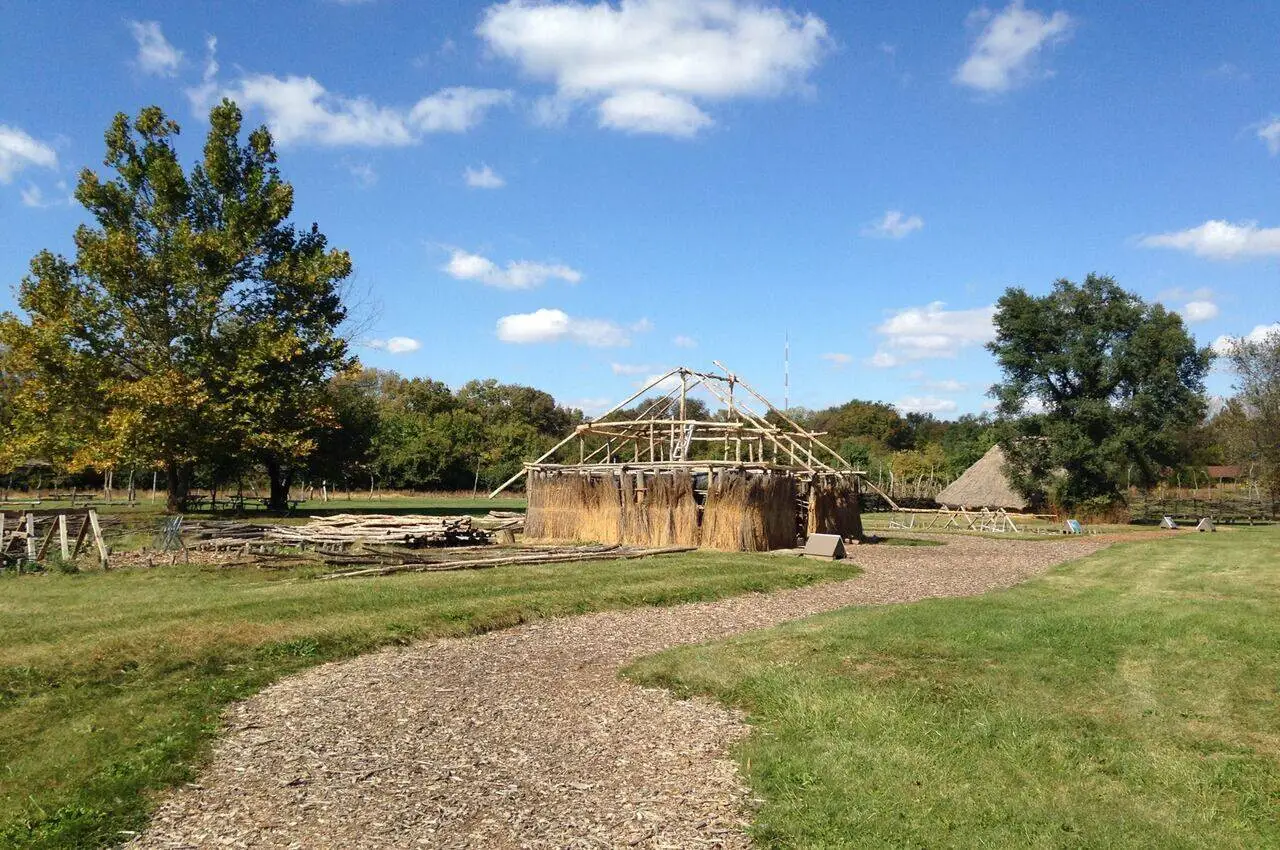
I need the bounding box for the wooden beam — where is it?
[487,367,685,498]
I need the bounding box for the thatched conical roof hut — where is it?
[935,445,1028,510]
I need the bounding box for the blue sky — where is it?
[2,0,1277,418]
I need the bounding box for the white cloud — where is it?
[895,396,959,415]
[598,90,713,137]
[465,163,505,188]
[821,352,852,367]
[873,301,996,361]
[868,351,900,368]
[207,73,510,146]
[1212,323,1280,357]
[129,20,183,77]
[611,362,651,375]
[496,308,630,347]
[410,87,513,132]
[570,396,614,415]
[1257,118,1280,155]
[637,372,684,393]
[0,125,58,183]
[366,336,422,354]
[443,248,582,290]
[19,183,69,208]
[1140,220,1280,260]
[1181,300,1219,323]
[955,1,1073,93]
[862,210,924,239]
[630,318,654,333]
[478,0,830,137]
[922,378,968,392]
[672,334,698,348]
[348,162,377,188]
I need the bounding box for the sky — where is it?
[2,0,1278,419]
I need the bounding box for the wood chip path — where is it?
[132,534,1109,849]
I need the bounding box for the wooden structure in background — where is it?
[491,363,889,551]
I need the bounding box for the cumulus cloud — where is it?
[1258,118,1280,155]
[821,352,852,367]
[1180,300,1219,323]
[1212,323,1280,357]
[955,1,1073,93]
[477,0,830,137]
[465,163,505,188]
[193,68,511,146]
[1139,220,1280,260]
[129,20,183,77]
[862,210,924,239]
[631,318,654,333]
[873,301,996,362]
[672,334,698,348]
[597,90,713,137]
[570,396,614,415]
[921,378,968,392]
[895,396,959,415]
[348,162,377,188]
[868,351,900,368]
[443,248,582,289]
[496,308,630,347]
[0,125,58,183]
[611,362,652,376]
[366,336,422,354]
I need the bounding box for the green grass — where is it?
[0,552,855,848]
[629,528,1280,849]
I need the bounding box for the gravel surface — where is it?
[131,534,1108,849]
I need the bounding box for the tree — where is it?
[988,274,1211,509]
[1220,328,1280,500]
[0,102,352,510]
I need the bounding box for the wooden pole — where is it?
[87,509,108,569]
[71,512,90,559]
[487,367,684,498]
[58,514,70,560]
[25,513,37,561]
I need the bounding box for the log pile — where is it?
[265,514,490,547]
[184,513,526,551]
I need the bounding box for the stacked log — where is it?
[264,514,491,547]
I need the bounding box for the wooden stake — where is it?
[58,514,70,560]
[71,512,90,559]
[25,513,36,561]
[36,515,57,561]
[87,509,109,569]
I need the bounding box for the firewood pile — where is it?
[186,513,526,552]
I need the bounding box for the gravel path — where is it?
[132,534,1108,849]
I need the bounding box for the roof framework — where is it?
[490,362,890,500]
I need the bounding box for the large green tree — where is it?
[988,274,1211,509]
[1219,328,1280,501]
[0,101,352,510]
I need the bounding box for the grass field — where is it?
[0,551,855,848]
[629,529,1280,848]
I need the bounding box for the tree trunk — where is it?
[265,458,293,511]
[165,460,192,513]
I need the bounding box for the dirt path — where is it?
[132,535,1108,849]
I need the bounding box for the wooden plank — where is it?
[36,515,57,560]
[58,514,70,560]
[71,513,91,559]
[25,513,37,561]
[87,509,109,569]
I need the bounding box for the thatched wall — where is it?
[524,468,799,551]
[701,471,798,552]
[807,477,864,540]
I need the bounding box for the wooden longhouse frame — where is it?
[490,362,890,551]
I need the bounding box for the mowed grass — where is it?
[0,551,855,848]
[629,528,1280,848]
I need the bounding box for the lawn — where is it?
[629,528,1280,848]
[0,551,855,848]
